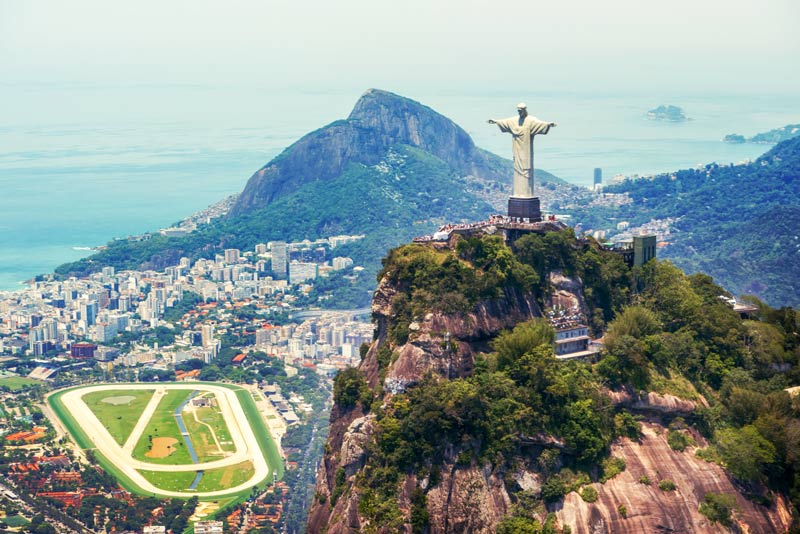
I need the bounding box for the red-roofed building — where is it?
[227,508,242,530]
[5,429,46,443]
[52,471,82,484]
[38,491,82,508]
[34,455,70,468]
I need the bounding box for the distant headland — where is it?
[724,123,800,144]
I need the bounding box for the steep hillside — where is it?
[308,231,798,533]
[55,89,561,294]
[232,89,563,215]
[567,136,800,306]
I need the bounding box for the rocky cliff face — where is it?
[230,89,508,216]
[307,237,792,534]
[370,279,542,390]
[308,269,544,534]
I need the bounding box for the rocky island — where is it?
[722,133,746,144]
[646,104,688,122]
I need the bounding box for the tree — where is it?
[492,319,555,371]
[332,367,370,411]
[724,387,766,426]
[497,515,542,534]
[198,364,222,381]
[715,425,777,482]
[561,399,610,462]
[605,305,661,344]
[596,335,649,388]
[638,261,702,331]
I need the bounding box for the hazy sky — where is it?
[2,0,799,95]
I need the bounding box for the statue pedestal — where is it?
[508,197,542,222]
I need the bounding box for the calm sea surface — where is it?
[1,85,798,290]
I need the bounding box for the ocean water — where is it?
[1,84,798,291]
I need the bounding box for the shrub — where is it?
[638,475,651,485]
[410,488,430,534]
[667,429,695,452]
[613,411,642,439]
[659,479,676,491]
[715,425,777,482]
[599,457,626,482]
[580,486,598,503]
[541,476,566,503]
[618,504,628,518]
[330,467,346,505]
[695,447,722,464]
[542,513,558,534]
[496,516,541,534]
[699,492,738,527]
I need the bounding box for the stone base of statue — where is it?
[508,197,542,222]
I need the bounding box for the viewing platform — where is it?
[413,214,568,245]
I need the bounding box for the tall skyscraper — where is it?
[201,324,215,348]
[271,241,288,277]
[80,301,98,326]
[593,167,603,187]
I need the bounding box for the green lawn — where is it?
[2,514,31,527]
[132,390,194,465]
[0,376,42,391]
[195,461,254,492]
[81,389,155,445]
[137,469,198,492]
[137,461,255,493]
[182,402,236,460]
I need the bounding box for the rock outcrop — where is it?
[558,423,789,533]
[308,264,545,533]
[606,387,708,414]
[375,283,542,390]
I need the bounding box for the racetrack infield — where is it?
[47,382,284,500]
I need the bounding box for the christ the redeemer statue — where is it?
[488,103,556,221]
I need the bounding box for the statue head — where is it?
[517,102,527,118]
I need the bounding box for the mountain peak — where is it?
[347,88,436,121]
[231,90,506,215]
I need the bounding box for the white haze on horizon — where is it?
[1,0,799,98]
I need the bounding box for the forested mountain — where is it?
[569,136,800,306]
[54,90,559,306]
[310,230,799,533]
[749,123,800,144]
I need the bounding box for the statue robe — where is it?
[494,115,552,198]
